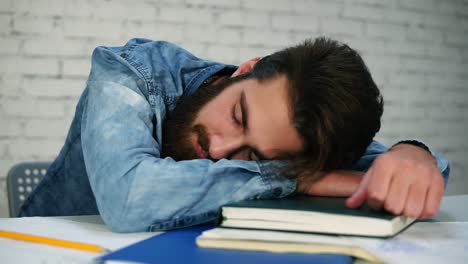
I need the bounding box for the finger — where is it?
[403,180,429,219]
[365,156,395,211]
[383,172,411,215]
[420,174,444,219]
[346,167,372,208]
[366,156,394,207]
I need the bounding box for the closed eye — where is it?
[231,101,242,126]
[231,103,241,126]
[230,92,268,161]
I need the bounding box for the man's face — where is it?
[162,74,303,161]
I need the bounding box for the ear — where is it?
[231,57,262,77]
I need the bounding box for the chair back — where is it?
[7,162,51,217]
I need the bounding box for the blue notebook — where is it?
[96,225,352,264]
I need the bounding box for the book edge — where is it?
[195,236,383,263]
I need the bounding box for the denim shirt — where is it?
[19,38,450,232]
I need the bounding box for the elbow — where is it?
[98,204,149,233]
[100,212,142,233]
[105,219,141,233]
[101,207,217,232]
[99,203,177,233]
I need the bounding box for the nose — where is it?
[208,134,245,160]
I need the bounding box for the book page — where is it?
[202,227,356,246]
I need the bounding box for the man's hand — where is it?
[346,144,444,219]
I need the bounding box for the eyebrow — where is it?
[240,91,269,160]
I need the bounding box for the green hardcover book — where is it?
[219,195,416,237]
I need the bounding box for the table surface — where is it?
[0,194,467,264]
[431,194,468,222]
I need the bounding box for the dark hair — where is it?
[249,37,383,178]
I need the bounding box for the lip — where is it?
[194,140,208,159]
[191,133,208,159]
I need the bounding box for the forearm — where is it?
[86,157,294,232]
[297,140,450,198]
[297,170,363,197]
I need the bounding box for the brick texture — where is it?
[0,0,467,217]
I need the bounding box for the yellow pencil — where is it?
[0,229,108,253]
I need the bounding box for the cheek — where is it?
[197,102,231,132]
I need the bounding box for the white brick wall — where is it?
[0,0,467,217]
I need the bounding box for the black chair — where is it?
[7,162,51,217]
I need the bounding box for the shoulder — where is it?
[89,38,235,106]
[88,38,188,87]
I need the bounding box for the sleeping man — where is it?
[19,37,449,232]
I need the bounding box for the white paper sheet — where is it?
[0,216,158,264]
[351,222,468,263]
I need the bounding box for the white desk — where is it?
[0,215,156,264]
[432,195,468,222]
[0,195,467,264]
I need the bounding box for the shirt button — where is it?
[273,187,282,197]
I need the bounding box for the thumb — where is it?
[346,167,372,208]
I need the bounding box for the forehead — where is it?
[243,75,303,158]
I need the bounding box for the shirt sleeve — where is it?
[351,140,450,187]
[81,80,295,233]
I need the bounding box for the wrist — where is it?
[389,142,437,165]
[391,140,431,154]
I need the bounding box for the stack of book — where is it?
[196,195,416,263]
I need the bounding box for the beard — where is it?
[161,76,243,161]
